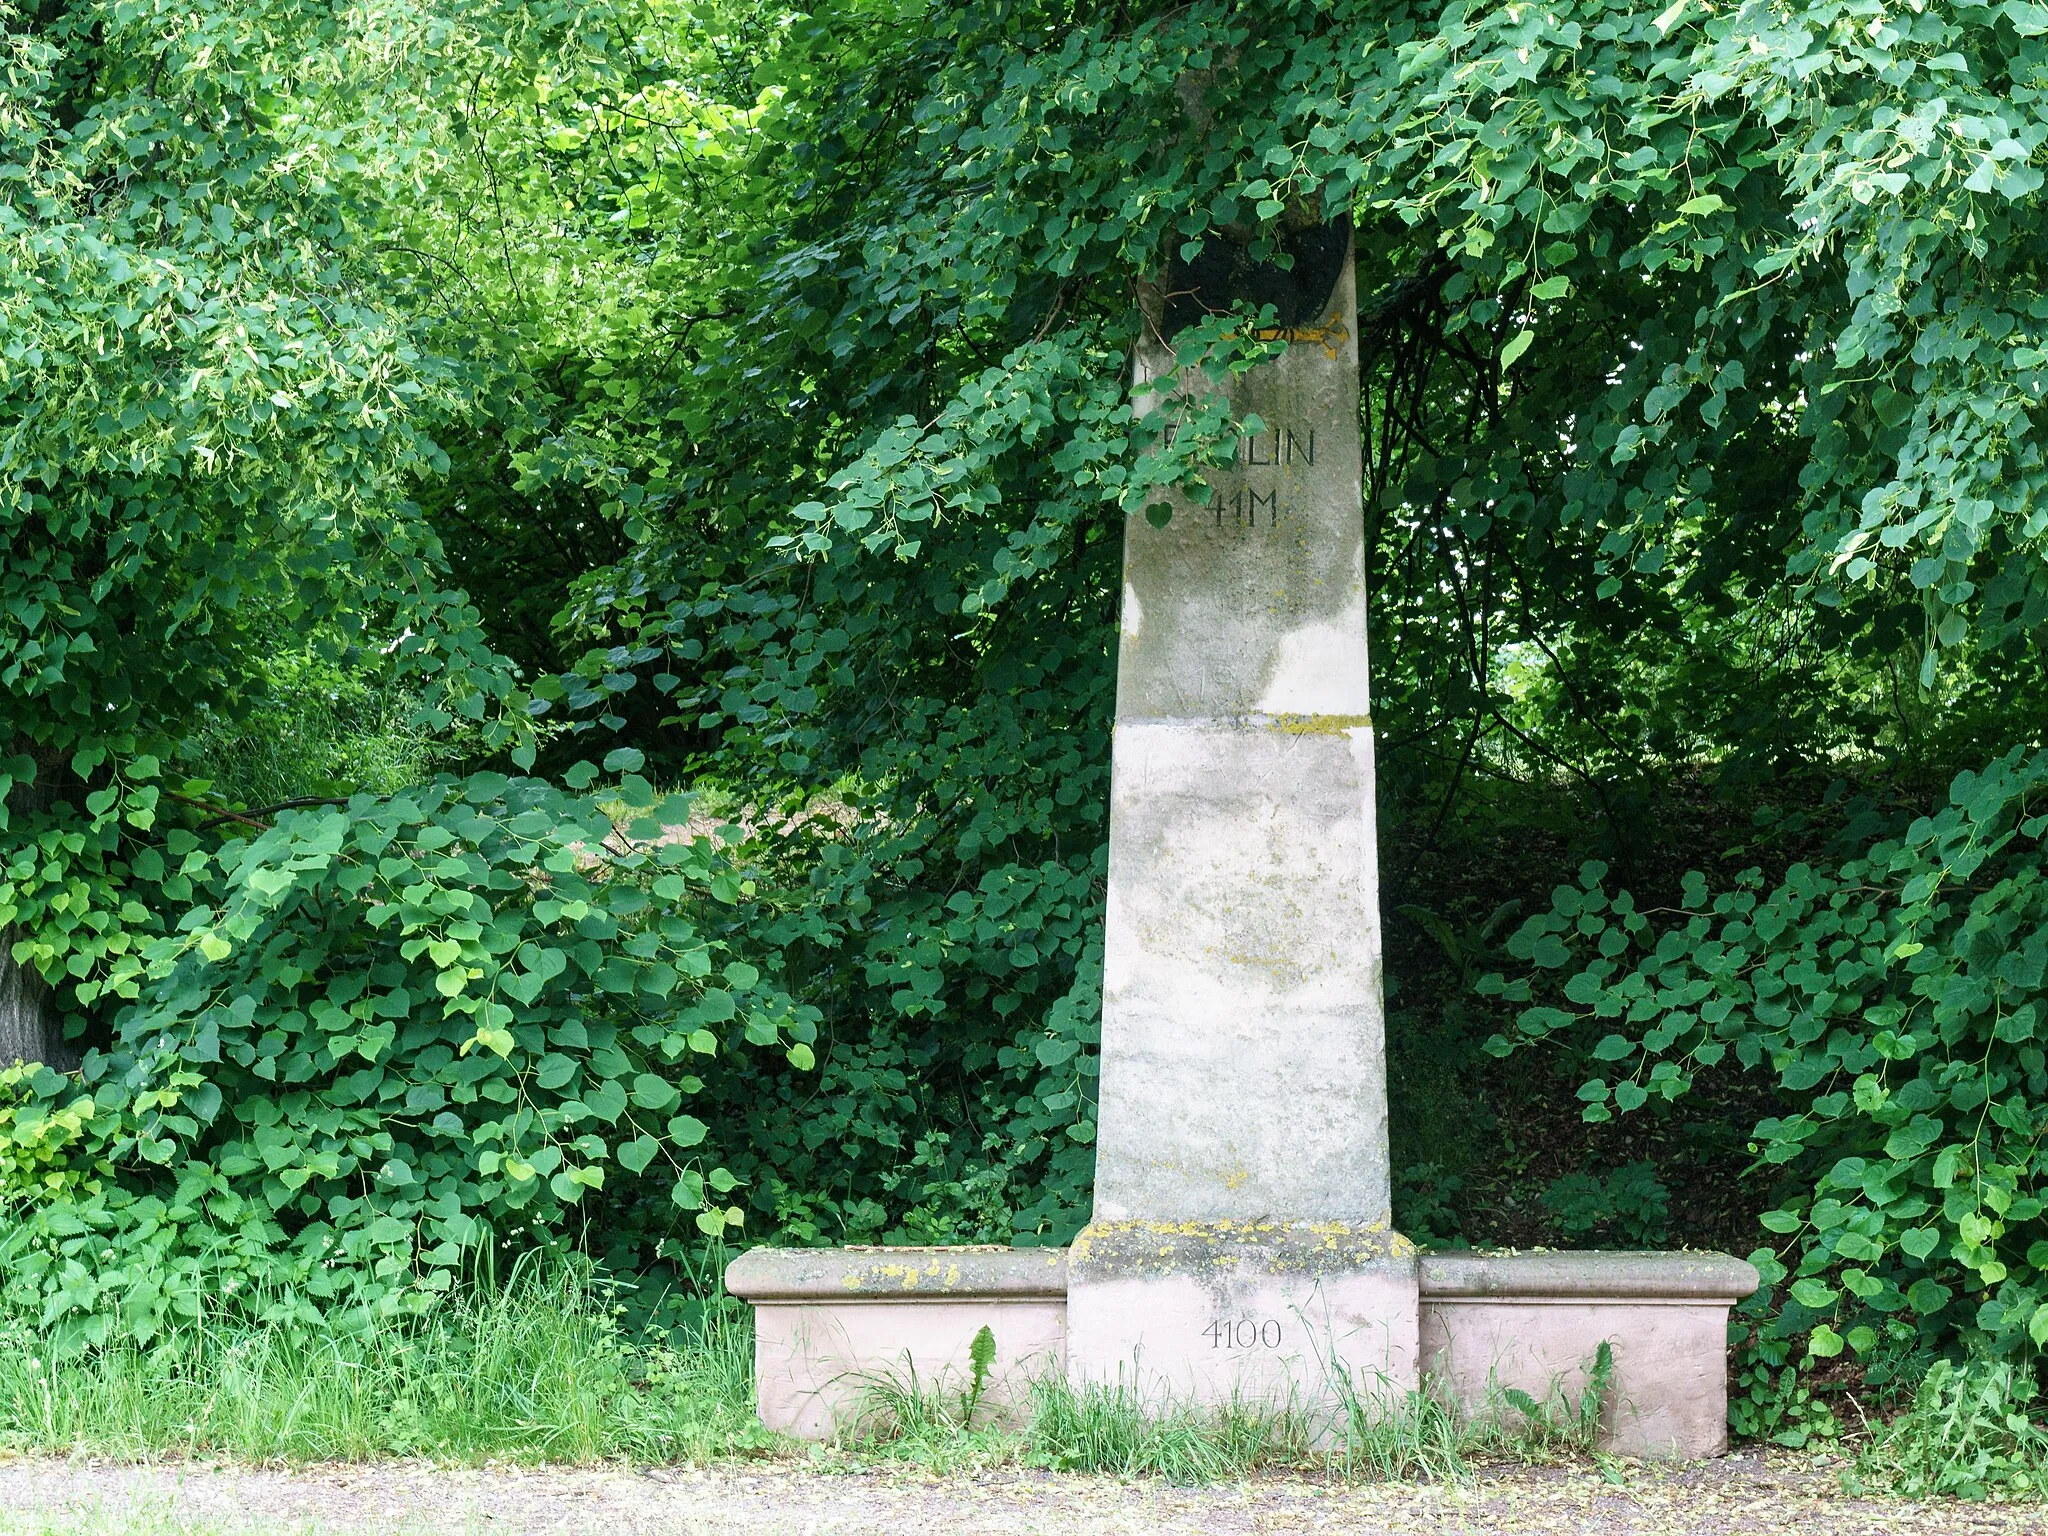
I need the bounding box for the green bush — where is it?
[1487,748,2048,1371]
[0,767,816,1348]
[1540,1161,1671,1247]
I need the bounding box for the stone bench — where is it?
[727,1243,1757,1457]
[725,1245,1069,1440]
[1418,1249,1760,1458]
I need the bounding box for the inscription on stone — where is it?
[1238,426,1315,466]
[1159,422,1316,530]
[1205,1317,1284,1350]
[1159,423,1315,466]
[1219,485,1279,528]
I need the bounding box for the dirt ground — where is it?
[0,1451,2043,1536]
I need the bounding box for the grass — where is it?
[834,1346,1597,1484]
[7,1264,2038,1505]
[1026,1373,1468,1481]
[0,1258,1616,1484]
[0,1264,770,1464]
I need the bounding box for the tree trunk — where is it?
[0,743,75,1070]
[0,942,71,1070]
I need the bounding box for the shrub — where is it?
[1487,749,2048,1370]
[0,767,815,1349]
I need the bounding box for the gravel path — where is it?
[0,1452,2042,1536]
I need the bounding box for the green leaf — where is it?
[2005,1,2048,36]
[1907,1278,1953,1314]
[1900,1227,1941,1260]
[618,1136,659,1173]
[1790,1278,1836,1309]
[583,1078,629,1123]
[1035,1037,1079,1067]
[534,1053,577,1090]
[631,1073,680,1111]
[1500,330,1535,368]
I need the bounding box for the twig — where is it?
[163,791,349,831]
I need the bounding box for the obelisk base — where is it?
[1065,1221,1419,1426]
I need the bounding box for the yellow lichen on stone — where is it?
[1266,712,1373,735]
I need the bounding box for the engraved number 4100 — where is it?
[1205,1317,1282,1349]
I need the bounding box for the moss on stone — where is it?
[1069,1219,1415,1279]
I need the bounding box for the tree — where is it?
[0,0,531,1060]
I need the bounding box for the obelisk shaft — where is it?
[1092,242,1389,1227]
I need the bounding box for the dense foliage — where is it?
[3,0,2047,1429]
[2,765,816,1345]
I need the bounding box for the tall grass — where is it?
[844,1357,1529,1483]
[1026,1375,1324,1481]
[188,653,448,809]
[0,1265,767,1463]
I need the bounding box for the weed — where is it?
[1853,1356,2048,1501]
[1025,1373,1318,1481]
[1474,1339,1613,1460]
[835,1354,1018,1473]
[962,1324,998,1424]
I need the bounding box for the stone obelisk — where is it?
[726,222,1755,1459]
[1066,223,1417,1416]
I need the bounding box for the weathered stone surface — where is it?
[726,1245,1070,1299]
[1066,1220,1417,1416]
[1070,1218,1411,1277]
[1418,1250,1761,1459]
[1419,1250,1760,1302]
[1072,230,1410,1421]
[726,1247,1068,1440]
[727,1242,1762,1454]
[1094,233,1388,1228]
